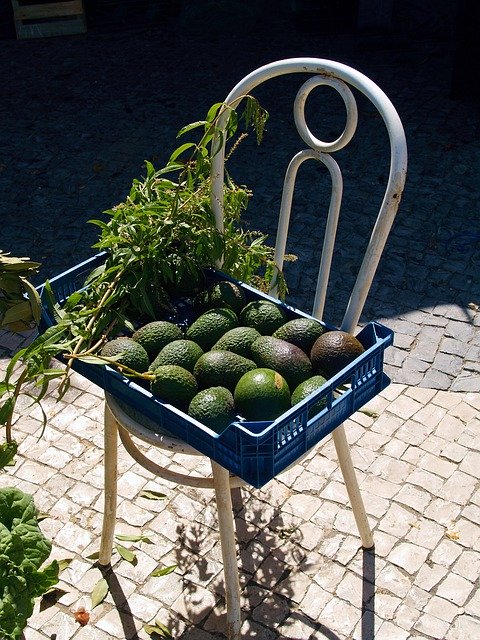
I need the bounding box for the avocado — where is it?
[188,386,237,433]
[273,317,326,354]
[250,335,312,390]
[310,330,365,378]
[211,326,262,358]
[193,350,257,391]
[149,339,204,372]
[100,336,150,373]
[234,368,291,421]
[132,320,183,360]
[194,280,246,315]
[150,364,198,409]
[239,299,288,335]
[291,375,328,418]
[186,307,238,350]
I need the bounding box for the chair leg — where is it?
[332,424,374,549]
[211,461,242,640]
[99,401,118,565]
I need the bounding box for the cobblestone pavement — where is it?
[0,366,479,640]
[0,10,478,391]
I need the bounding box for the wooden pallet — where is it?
[12,0,86,39]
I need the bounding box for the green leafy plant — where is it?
[1,97,291,445]
[0,487,59,640]
[0,252,41,332]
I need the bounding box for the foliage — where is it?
[0,252,41,332]
[0,487,59,640]
[0,97,288,454]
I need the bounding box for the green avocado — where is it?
[186,307,238,350]
[250,335,312,390]
[193,349,257,392]
[188,386,237,433]
[100,337,150,373]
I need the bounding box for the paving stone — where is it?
[276,613,317,639]
[374,620,410,640]
[371,530,397,557]
[394,603,422,632]
[250,593,290,627]
[421,368,453,390]
[445,319,476,342]
[438,470,477,505]
[315,598,359,637]
[436,572,475,607]
[440,441,468,463]
[452,549,480,583]
[335,570,364,608]
[432,390,464,409]
[458,512,479,541]
[430,539,464,567]
[441,337,470,357]
[405,518,444,549]
[388,542,429,574]
[411,337,440,363]
[455,518,480,548]
[414,562,448,592]
[446,614,480,640]
[304,554,343,592]
[376,564,412,599]
[425,595,462,623]
[394,483,432,514]
[36,610,82,640]
[465,588,480,617]
[413,612,450,639]
[298,582,333,619]
[368,456,411,484]
[404,387,437,404]
[418,450,457,478]
[171,583,219,625]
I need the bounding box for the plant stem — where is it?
[59,268,125,394]
[6,366,29,441]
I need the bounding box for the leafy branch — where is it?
[0,96,288,449]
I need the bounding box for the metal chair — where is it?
[98,57,407,640]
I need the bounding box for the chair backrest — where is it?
[210,57,407,333]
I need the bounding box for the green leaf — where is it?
[144,621,172,637]
[91,578,109,608]
[115,544,137,564]
[1,300,31,325]
[0,396,15,428]
[139,490,167,500]
[86,550,100,560]
[22,277,42,324]
[0,440,17,468]
[150,564,176,577]
[114,533,141,542]
[177,120,207,137]
[168,142,196,164]
[0,487,59,637]
[115,533,151,543]
[57,558,73,573]
[36,511,50,522]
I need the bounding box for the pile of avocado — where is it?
[100,278,365,433]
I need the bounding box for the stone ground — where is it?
[0,368,478,640]
[0,5,479,640]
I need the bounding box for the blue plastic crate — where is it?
[38,253,393,488]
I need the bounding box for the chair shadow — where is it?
[96,563,142,640]
[164,485,378,639]
[361,547,376,640]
